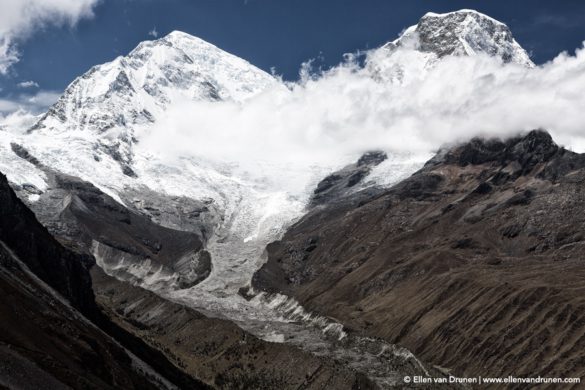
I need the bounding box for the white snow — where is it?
[368,9,534,84]
[423,9,506,27]
[35,30,282,134]
[0,134,48,191]
[364,152,433,188]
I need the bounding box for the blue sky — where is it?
[1,0,584,113]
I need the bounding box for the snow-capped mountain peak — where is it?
[26,31,283,176]
[389,9,533,66]
[367,9,533,83]
[31,30,280,136]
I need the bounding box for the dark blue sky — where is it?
[2,0,585,101]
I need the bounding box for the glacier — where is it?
[0,9,547,387]
[0,7,539,330]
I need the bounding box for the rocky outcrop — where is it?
[427,129,569,176]
[92,267,376,390]
[0,172,96,315]
[380,9,533,66]
[254,130,585,381]
[311,151,387,206]
[14,166,212,290]
[0,172,207,389]
[0,244,175,390]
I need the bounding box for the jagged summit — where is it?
[385,9,533,66]
[24,30,282,177]
[165,30,195,39]
[30,30,280,135]
[430,130,557,166]
[426,129,585,184]
[162,30,213,45]
[422,9,507,27]
[366,9,533,83]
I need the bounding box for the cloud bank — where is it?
[0,90,60,114]
[0,0,100,74]
[143,42,585,173]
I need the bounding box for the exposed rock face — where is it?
[312,151,387,206]
[52,174,207,289]
[0,172,95,315]
[0,172,207,389]
[427,129,561,172]
[382,10,533,66]
[92,268,377,390]
[366,9,533,85]
[254,130,585,380]
[0,245,169,390]
[7,144,213,291]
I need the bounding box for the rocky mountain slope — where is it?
[366,9,533,84]
[389,10,532,65]
[1,154,394,388]
[0,162,389,389]
[92,267,377,390]
[0,172,206,389]
[9,148,440,387]
[0,171,95,315]
[254,130,585,382]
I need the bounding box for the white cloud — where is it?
[0,0,100,74]
[0,90,60,114]
[17,80,39,88]
[26,90,60,106]
[148,27,159,38]
[142,41,585,174]
[0,108,38,132]
[0,37,20,75]
[0,98,19,113]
